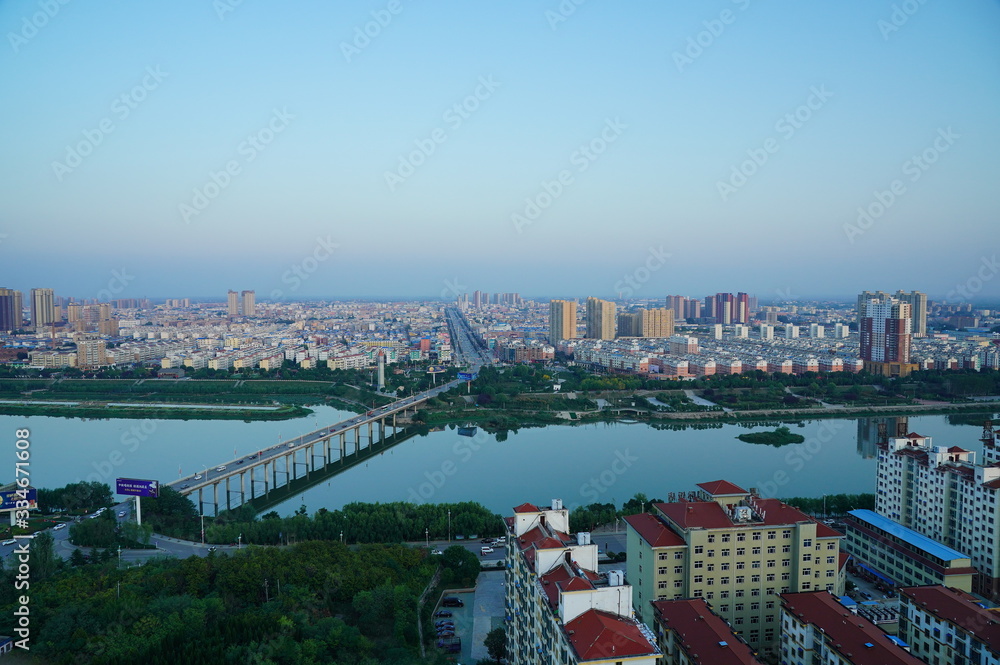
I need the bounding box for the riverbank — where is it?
[0,401,313,421]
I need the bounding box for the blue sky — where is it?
[1,0,998,302]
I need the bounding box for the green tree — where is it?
[484,627,506,663]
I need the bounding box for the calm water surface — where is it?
[2,409,994,516]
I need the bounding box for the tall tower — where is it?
[0,288,23,332]
[895,290,928,337]
[29,288,55,330]
[585,297,616,340]
[377,351,386,391]
[227,290,239,317]
[861,296,916,377]
[548,300,578,344]
[241,290,255,317]
[640,308,674,338]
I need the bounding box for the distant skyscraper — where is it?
[0,288,23,332]
[473,290,484,309]
[860,296,916,376]
[736,292,750,324]
[241,290,255,317]
[616,312,640,337]
[665,295,687,319]
[585,297,616,339]
[859,289,925,336]
[227,290,239,317]
[683,299,701,320]
[640,308,674,338]
[30,288,55,330]
[714,292,734,324]
[548,300,578,344]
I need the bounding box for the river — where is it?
[2,409,994,517]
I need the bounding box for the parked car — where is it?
[441,597,463,607]
[53,523,66,530]
[433,610,452,618]
[118,511,126,518]
[480,546,494,555]
[2,539,16,546]
[431,549,443,555]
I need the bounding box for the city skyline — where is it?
[2,1,999,300]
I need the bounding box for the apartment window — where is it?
[802,539,812,547]
[674,566,683,574]
[766,601,775,610]
[694,546,703,554]
[694,575,703,583]
[736,576,745,584]
[751,616,760,624]
[693,589,703,598]
[781,573,791,581]
[750,602,760,611]
[694,561,703,569]
[722,534,731,543]
[752,547,762,555]
[720,590,730,599]
[782,559,791,567]
[826,556,835,564]
[735,603,744,612]
[737,534,746,542]
[751,561,761,569]
[752,533,762,541]
[707,534,715,543]
[721,563,730,571]
[782,530,791,538]
[658,581,669,589]
[706,578,715,586]
[767,531,777,540]
[707,564,715,572]
[767,587,775,595]
[803,554,811,562]
[767,560,776,568]
[751,589,761,597]
[826,570,835,578]
[766,574,775,582]
[658,567,668,575]
[801,582,811,590]
[707,550,715,558]
[705,591,714,599]
[721,577,731,585]
[658,552,670,561]
[736,589,745,598]
[802,568,811,576]
[751,575,761,583]
[736,548,746,556]
[736,562,745,570]
[721,604,730,613]
[734,617,744,625]
[826,542,835,550]
[722,549,730,557]
[675,552,683,560]
[782,545,791,553]
[767,546,776,554]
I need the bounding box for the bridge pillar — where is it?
[340,432,346,460]
[225,476,231,512]
[198,486,204,517]
[287,452,294,481]
[367,422,373,447]
[241,472,246,506]
[212,482,219,517]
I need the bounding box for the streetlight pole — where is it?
[448,510,452,543]
[238,533,242,550]
[426,527,429,548]
[117,545,122,570]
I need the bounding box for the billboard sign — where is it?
[426,365,447,374]
[457,371,478,381]
[0,487,37,512]
[116,478,159,498]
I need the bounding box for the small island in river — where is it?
[736,426,806,446]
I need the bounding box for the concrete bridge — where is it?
[167,381,458,515]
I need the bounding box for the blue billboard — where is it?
[0,488,37,511]
[116,478,159,498]
[457,371,478,381]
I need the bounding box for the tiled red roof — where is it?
[906,432,924,439]
[564,609,659,661]
[900,586,1000,654]
[948,446,969,453]
[984,478,1000,490]
[780,592,925,665]
[657,500,733,530]
[697,480,748,496]
[652,598,763,665]
[624,513,686,547]
[513,502,541,513]
[560,577,594,593]
[839,551,851,571]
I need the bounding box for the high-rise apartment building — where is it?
[617,312,640,338]
[30,288,55,330]
[0,288,23,332]
[665,295,687,320]
[860,296,916,376]
[585,297,616,340]
[505,500,661,665]
[640,308,673,338]
[227,290,239,317]
[857,290,926,338]
[876,427,1000,599]
[626,481,845,653]
[898,586,1000,665]
[241,290,255,317]
[549,300,578,344]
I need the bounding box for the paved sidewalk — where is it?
[470,570,505,662]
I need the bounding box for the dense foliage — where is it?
[781,493,876,516]
[736,426,806,446]
[0,540,460,665]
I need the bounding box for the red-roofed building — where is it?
[652,598,764,665]
[898,585,1000,663]
[780,591,924,665]
[506,499,660,664]
[627,481,844,658]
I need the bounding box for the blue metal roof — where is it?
[848,510,970,562]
